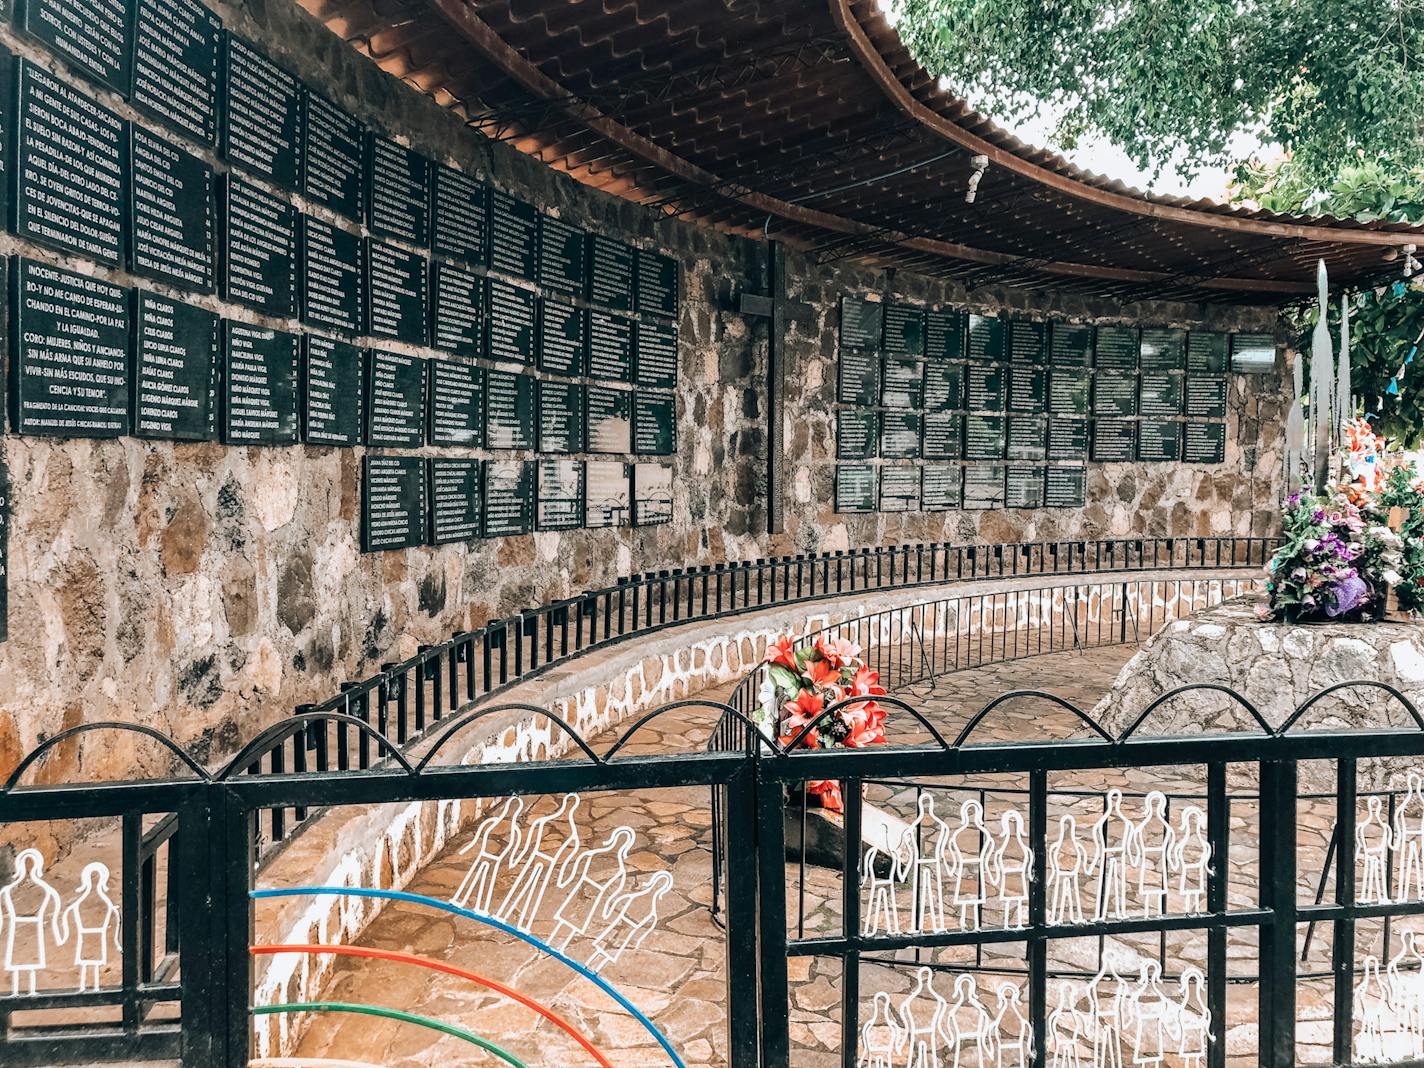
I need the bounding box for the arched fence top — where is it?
[778,693,950,754]
[1116,683,1274,742]
[953,690,1114,747]
[604,699,765,760]
[2,722,212,792]
[413,704,603,772]
[1276,680,1424,736]
[217,713,418,780]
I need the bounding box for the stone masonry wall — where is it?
[0,0,1290,794]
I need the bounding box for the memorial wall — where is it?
[0,0,1287,783]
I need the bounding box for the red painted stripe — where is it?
[251,943,615,1068]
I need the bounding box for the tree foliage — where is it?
[896,0,1424,188]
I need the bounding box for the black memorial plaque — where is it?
[835,464,877,514]
[432,164,487,265]
[840,297,882,352]
[588,309,634,382]
[10,259,129,437]
[488,279,537,366]
[587,235,634,312]
[1139,371,1184,418]
[879,466,920,512]
[880,411,921,459]
[485,460,535,536]
[538,298,585,377]
[586,460,630,528]
[884,305,926,357]
[967,314,1007,363]
[963,465,1006,509]
[1007,415,1048,460]
[1231,332,1276,373]
[489,191,538,282]
[838,347,880,405]
[428,359,482,448]
[302,91,364,220]
[361,454,426,552]
[300,217,364,335]
[1010,320,1049,365]
[1091,419,1136,463]
[633,393,676,456]
[1185,376,1227,419]
[1187,331,1229,374]
[1140,327,1186,371]
[538,380,585,454]
[221,36,302,189]
[1094,325,1138,370]
[365,239,428,345]
[1005,466,1045,509]
[428,457,481,544]
[1138,419,1182,462]
[127,126,215,291]
[0,48,14,228]
[222,322,298,445]
[923,411,962,460]
[632,463,673,526]
[881,358,923,409]
[537,459,585,531]
[538,214,586,299]
[221,176,296,317]
[1008,365,1046,413]
[1093,373,1137,417]
[964,414,1006,460]
[635,316,678,390]
[966,365,1006,411]
[365,350,426,449]
[131,0,221,146]
[366,134,429,246]
[1050,322,1094,366]
[131,292,217,441]
[1045,466,1087,508]
[635,249,678,318]
[485,369,536,451]
[837,409,878,460]
[1183,422,1226,464]
[16,60,124,264]
[18,0,130,92]
[1047,417,1089,460]
[1048,369,1090,415]
[432,261,486,359]
[921,464,962,510]
[586,385,632,454]
[926,309,966,361]
[302,334,363,446]
[923,362,963,411]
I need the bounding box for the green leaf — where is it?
[768,664,802,695]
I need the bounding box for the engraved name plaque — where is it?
[586,459,630,528]
[362,454,426,552]
[221,176,296,317]
[302,334,363,446]
[537,459,585,531]
[222,322,299,445]
[365,350,426,449]
[132,292,217,441]
[835,464,877,513]
[538,298,585,377]
[429,457,481,544]
[221,36,302,189]
[488,279,537,366]
[128,126,215,292]
[131,0,221,145]
[428,359,483,448]
[485,369,536,450]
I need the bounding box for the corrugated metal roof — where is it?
[299,0,1424,304]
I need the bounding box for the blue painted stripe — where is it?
[250,886,686,1068]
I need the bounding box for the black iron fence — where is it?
[234,537,1271,863]
[4,680,1424,1068]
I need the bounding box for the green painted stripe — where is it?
[252,1001,528,1068]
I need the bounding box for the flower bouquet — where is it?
[755,633,889,812]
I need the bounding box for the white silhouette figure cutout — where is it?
[992,982,1034,1068]
[1396,773,1424,903]
[1172,807,1211,915]
[2,849,65,997]
[1048,983,1086,1068]
[904,795,953,934]
[1357,795,1394,905]
[863,828,912,936]
[1126,961,1179,1068]
[1129,793,1175,919]
[898,967,948,1068]
[990,810,1033,929]
[943,973,993,1068]
[548,826,634,952]
[1088,790,1133,921]
[1085,963,1126,1068]
[585,870,672,974]
[1176,967,1212,1068]
[1049,815,1088,926]
[495,793,581,933]
[1357,954,1390,1062]
[61,863,120,993]
[859,990,905,1068]
[450,796,524,913]
[948,800,990,931]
